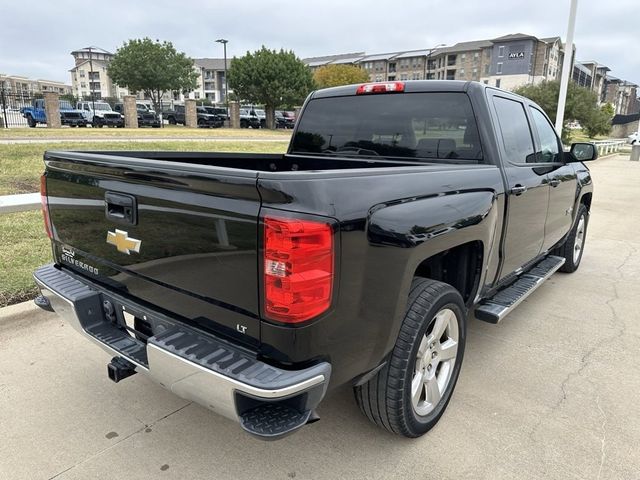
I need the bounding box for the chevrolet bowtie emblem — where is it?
[106,229,141,255]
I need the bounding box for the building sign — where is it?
[508,52,525,59]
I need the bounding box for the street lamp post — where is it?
[84,46,97,123]
[426,43,446,80]
[555,0,578,134]
[215,39,229,113]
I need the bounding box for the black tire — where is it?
[93,117,103,128]
[552,204,588,273]
[26,115,36,128]
[354,278,466,437]
[240,120,248,128]
[168,116,177,125]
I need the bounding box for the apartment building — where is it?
[303,33,565,91]
[188,58,230,103]
[69,47,131,100]
[0,74,71,95]
[604,78,639,115]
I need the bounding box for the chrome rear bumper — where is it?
[34,264,330,437]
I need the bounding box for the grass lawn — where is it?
[0,139,288,307]
[0,210,51,307]
[0,125,291,139]
[0,140,289,195]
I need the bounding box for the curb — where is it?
[0,299,42,324]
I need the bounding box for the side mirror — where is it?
[568,143,598,162]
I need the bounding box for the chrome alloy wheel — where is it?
[411,308,459,416]
[573,215,586,264]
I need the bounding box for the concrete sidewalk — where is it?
[1,154,639,479]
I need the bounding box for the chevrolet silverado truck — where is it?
[34,80,596,440]
[21,99,87,128]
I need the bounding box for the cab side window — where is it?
[492,96,536,164]
[530,107,561,163]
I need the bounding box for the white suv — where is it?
[76,101,124,128]
[628,132,639,145]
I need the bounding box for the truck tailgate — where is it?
[43,151,262,346]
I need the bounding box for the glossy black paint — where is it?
[42,81,593,391]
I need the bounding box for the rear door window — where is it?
[291,92,483,163]
[492,96,536,164]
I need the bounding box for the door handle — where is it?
[105,192,137,225]
[510,185,527,196]
[549,178,560,187]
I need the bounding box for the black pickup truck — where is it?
[34,81,596,440]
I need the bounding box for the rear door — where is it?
[490,93,550,279]
[44,151,262,346]
[528,106,578,251]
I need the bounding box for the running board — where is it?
[475,255,565,324]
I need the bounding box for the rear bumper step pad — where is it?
[34,264,330,439]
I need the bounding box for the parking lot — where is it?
[1,153,638,480]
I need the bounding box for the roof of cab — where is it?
[311,80,483,99]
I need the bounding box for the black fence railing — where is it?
[0,88,39,127]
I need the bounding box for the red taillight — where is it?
[356,82,405,95]
[40,174,52,239]
[263,216,334,323]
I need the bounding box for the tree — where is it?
[514,81,612,142]
[108,38,198,114]
[228,47,314,129]
[313,64,370,89]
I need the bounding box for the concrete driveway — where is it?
[1,154,639,480]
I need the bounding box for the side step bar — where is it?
[475,255,565,324]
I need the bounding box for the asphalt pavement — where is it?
[1,153,638,480]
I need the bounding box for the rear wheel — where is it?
[168,116,176,125]
[553,204,588,273]
[26,115,36,128]
[93,117,103,128]
[354,278,466,437]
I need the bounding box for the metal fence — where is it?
[0,88,38,128]
[592,140,627,156]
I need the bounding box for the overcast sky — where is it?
[1,0,637,85]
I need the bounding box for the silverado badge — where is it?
[106,229,141,255]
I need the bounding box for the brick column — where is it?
[229,101,240,129]
[123,95,138,128]
[185,99,197,128]
[44,92,61,128]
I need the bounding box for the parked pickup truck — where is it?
[34,80,596,440]
[113,102,161,128]
[21,99,87,128]
[164,105,223,128]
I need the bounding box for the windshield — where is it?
[291,92,483,163]
[255,109,266,117]
[59,101,73,110]
[94,103,112,111]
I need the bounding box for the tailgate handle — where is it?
[105,192,137,225]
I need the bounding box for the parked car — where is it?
[21,99,87,128]
[275,110,294,129]
[239,108,261,128]
[164,105,222,128]
[35,80,596,441]
[627,131,639,145]
[113,102,161,128]
[76,101,124,128]
[203,106,229,121]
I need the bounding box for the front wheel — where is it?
[354,278,466,437]
[26,115,36,128]
[553,204,588,273]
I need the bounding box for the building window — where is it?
[497,62,503,74]
[459,68,465,76]
[474,52,480,59]
[446,69,456,80]
[388,75,396,81]
[388,62,396,73]
[427,59,436,71]
[447,55,457,66]
[79,71,85,78]
[375,75,382,82]
[461,54,466,60]
[484,64,490,75]
[426,73,435,80]
[412,73,421,80]
[495,79,501,88]
[498,46,505,57]
[400,73,408,81]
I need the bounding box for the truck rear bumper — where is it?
[34,264,330,439]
